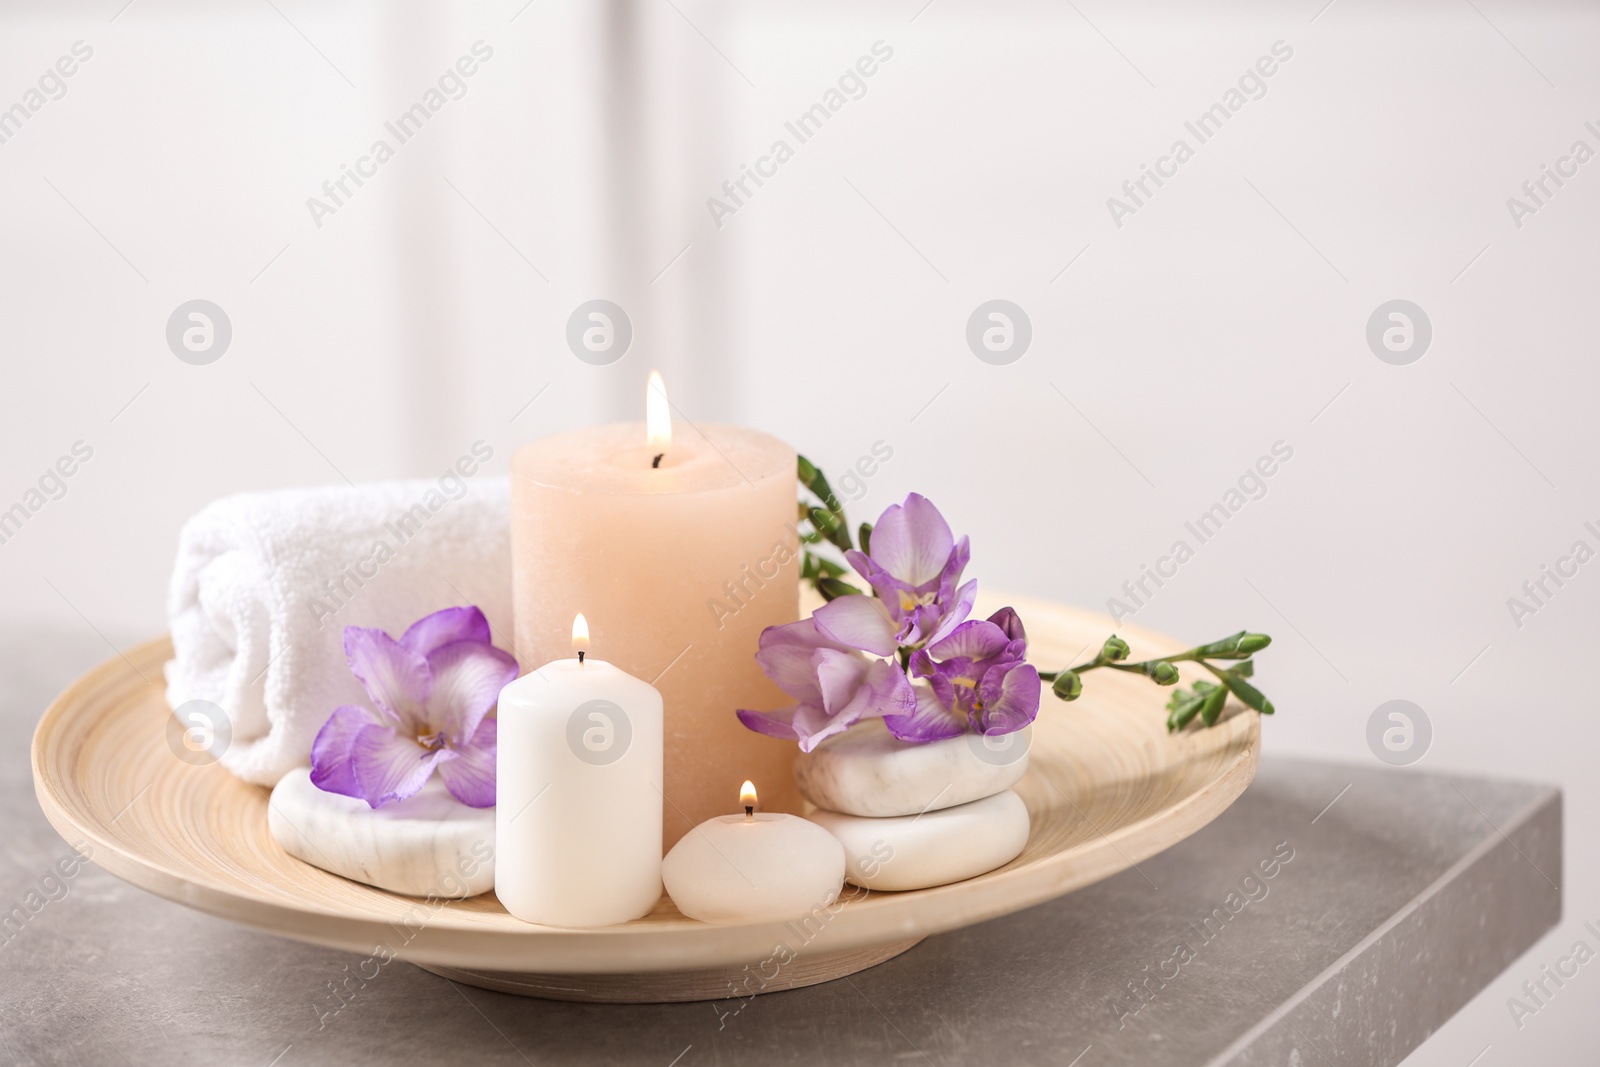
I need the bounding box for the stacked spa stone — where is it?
[269,769,495,898]
[797,720,1032,891]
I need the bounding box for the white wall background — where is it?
[2,0,1597,1062]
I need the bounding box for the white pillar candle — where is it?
[510,373,801,847]
[495,614,664,927]
[663,782,845,924]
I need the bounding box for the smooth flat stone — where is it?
[794,718,1030,817]
[267,767,495,899]
[663,813,844,923]
[811,789,1030,891]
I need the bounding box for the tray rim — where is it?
[33,617,1260,975]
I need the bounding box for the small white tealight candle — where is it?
[495,613,664,927]
[663,782,845,924]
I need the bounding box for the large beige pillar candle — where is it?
[509,384,800,847]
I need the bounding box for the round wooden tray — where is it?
[31,593,1260,1002]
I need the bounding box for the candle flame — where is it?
[571,613,590,654]
[646,370,671,457]
[740,780,758,810]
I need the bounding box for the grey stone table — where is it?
[0,630,1561,1066]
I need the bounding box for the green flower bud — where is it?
[1052,670,1083,701]
[1196,631,1272,659]
[807,506,852,553]
[815,576,862,602]
[796,454,842,513]
[808,506,840,535]
[1238,633,1271,654]
[1102,635,1131,662]
[1146,661,1180,685]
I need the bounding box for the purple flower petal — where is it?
[309,704,384,799]
[926,619,1011,663]
[941,535,971,587]
[425,640,519,745]
[812,595,900,657]
[343,626,432,732]
[436,718,497,807]
[741,654,915,753]
[788,703,850,751]
[862,660,921,720]
[401,605,491,658]
[736,704,804,741]
[350,724,457,808]
[845,497,973,652]
[812,649,874,716]
[907,647,960,715]
[978,662,1041,734]
[925,579,978,646]
[867,493,956,586]
[801,652,916,751]
[753,619,855,702]
[883,684,968,743]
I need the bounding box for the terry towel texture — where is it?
[164,477,513,786]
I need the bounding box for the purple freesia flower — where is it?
[736,617,916,752]
[839,493,976,650]
[894,607,1040,741]
[310,606,517,808]
[738,489,1043,749]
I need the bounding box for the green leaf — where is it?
[816,576,863,601]
[1232,659,1255,678]
[1052,670,1083,701]
[1165,682,1211,731]
[1198,683,1230,727]
[1216,670,1274,715]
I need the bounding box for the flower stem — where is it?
[1042,632,1276,730]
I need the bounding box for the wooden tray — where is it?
[31,593,1259,1002]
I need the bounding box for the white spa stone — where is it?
[662,813,845,923]
[268,768,495,899]
[810,789,1030,892]
[794,719,1031,817]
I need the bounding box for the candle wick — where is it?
[651,453,664,469]
[577,650,585,665]
[744,805,753,820]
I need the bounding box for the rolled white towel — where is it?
[163,472,513,787]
